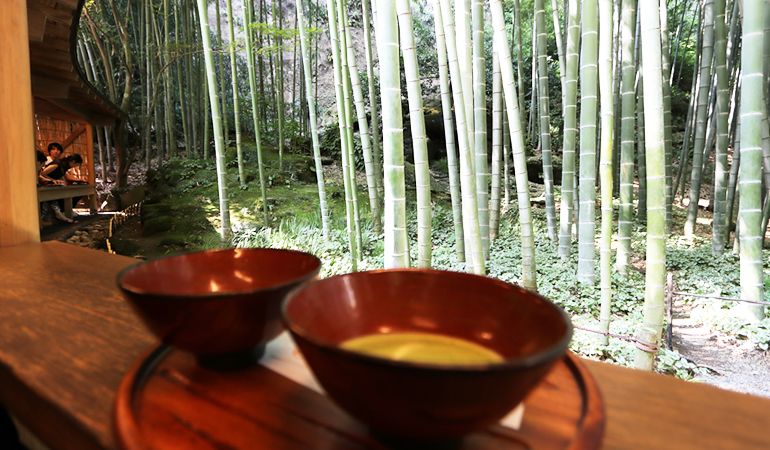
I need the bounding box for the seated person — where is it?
[41,154,88,185]
[36,151,75,225]
[36,150,64,186]
[41,154,89,211]
[40,153,86,223]
[46,142,63,164]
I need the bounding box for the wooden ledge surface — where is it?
[0,242,151,449]
[0,241,769,449]
[583,358,770,449]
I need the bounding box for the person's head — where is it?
[47,142,63,160]
[35,150,46,173]
[61,154,83,170]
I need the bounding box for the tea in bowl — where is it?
[118,247,321,370]
[282,269,572,441]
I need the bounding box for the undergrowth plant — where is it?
[224,194,770,378]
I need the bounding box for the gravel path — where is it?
[672,304,770,399]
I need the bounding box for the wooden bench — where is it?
[37,184,97,219]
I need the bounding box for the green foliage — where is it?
[166,157,217,182]
[408,0,439,97]
[736,320,770,351]
[690,298,770,351]
[656,348,705,380]
[160,158,218,194]
[216,177,770,380]
[570,317,635,366]
[284,119,312,154]
[247,23,300,55]
[318,125,365,171]
[356,71,381,114]
[667,235,741,298]
[231,217,381,278]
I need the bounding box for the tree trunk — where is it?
[559,0,580,260]
[635,0,668,371]
[599,0,615,345]
[660,0,674,228]
[227,0,244,184]
[273,0,285,169]
[342,2,381,236]
[297,0,330,239]
[712,0,730,254]
[578,0,599,285]
[362,0,383,210]
[490,0,537,290]
[431,0,465,264]
[243,0,270,227]
[536,0,557,242]
[376,0,407,269]
[438,0,485,275]
[684,0,714,236]
[195,0,231,240]
[473,0,489,259]
[738,0,766,321]
[617,0,637,276]
[490,50,503,241]
[337,1,363,259]
[396,0,432,268]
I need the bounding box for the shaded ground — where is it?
[108,215,168,260]
[39,211,111,245]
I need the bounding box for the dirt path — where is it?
[671,302,770,398]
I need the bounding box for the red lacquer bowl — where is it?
[118,247,321,370]
[283,268,572,441]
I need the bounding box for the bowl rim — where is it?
[117,247,322,299]
[282,268,573,373]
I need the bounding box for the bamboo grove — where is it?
[77,0,767,370]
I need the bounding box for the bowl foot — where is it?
[196,345,266,371]
[370,431,464,449]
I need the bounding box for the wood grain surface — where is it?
[585,358,770,450]
[115,346,603,450]
[0,242,153,449]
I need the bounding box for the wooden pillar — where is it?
[0,0,40,247]
[86,123,98,212]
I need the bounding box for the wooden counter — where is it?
[0,242,152,449]
[0,241,768,449]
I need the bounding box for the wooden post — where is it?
[86,123,98,212]
[666,272,673,350]
[634,326,659,371]
[0,0,40,247]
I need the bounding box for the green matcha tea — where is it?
[340,332,504,365]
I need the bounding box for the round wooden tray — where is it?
[114,344,604,449]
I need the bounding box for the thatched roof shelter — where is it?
[1,0,125,247]
[28,0,123,125]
